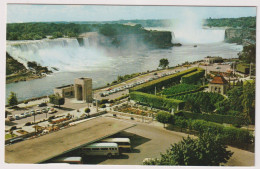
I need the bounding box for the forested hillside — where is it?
[7,23,174,48]
[205,16,256,28]
[6,52,26,75]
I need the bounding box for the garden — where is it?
[115,104,155,117]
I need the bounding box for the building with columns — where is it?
[208,74,228,95]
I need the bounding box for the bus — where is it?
[100,138,131,151]
[81,143,119,158]
[50,157,83,164]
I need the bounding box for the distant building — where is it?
[208,74,228,95]
[204,56,223,64]
[53,77,92,102]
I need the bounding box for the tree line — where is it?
[205,16,256,29]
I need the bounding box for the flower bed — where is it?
[117,105,154,116]
[51,117,70,124]
[16,130,29,135]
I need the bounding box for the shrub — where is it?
[176,110,248,125]
[156,111,173,127]
[171,117,253,148]
[100,104,106,108]
[162,84,200,96]
[10,126,17,131]
[109,99,115,103]
[100,99,109,104]
[24,122,32,126]
[172,92,224,113]
[181,69,205,84]
[130,91,184,111]
[115,94,129,101]
[84,108,90,114]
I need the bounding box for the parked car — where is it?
[20,113,26,118]
[25,111,31,117]
[15,115,20,120]
[48,108,57,114]
[30,110,35,116]
[38,102,47,107]
[36,109,41,114]
[42,108,47,113]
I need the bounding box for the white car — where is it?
[25,111,31,117]
[36,109,41,114]
[30,110,35,116]
[20,113,26,118]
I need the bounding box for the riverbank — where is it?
[6,71,51,84]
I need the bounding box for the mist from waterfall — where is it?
[170,10,225,44]
[6,38,112,72]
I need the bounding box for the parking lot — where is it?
[66,116,254,166]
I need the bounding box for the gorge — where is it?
[6,27,243,102]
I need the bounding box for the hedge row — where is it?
[130,91,184,111]
[114,94,129,101]
[172,117,253,148]
[181,68,205,84]
[165,86,206,98]
[130,67,200,93]
[175,111,248,125]
[161,83,200,95]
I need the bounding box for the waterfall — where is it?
[6,37,111,72]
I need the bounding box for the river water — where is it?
[6,29,243,102]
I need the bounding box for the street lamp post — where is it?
[34,113,36,136]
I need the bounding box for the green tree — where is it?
[184,98,201,114]
[144,132,233,166]
[8,92,18,107]
[159,58,169,69]
[240,80,255,124]
[238,44,256,64]
[51,32,63,39]
[49,94,65,107]
[85,107,91,117]
[99,24,117,37]
[156,111,173,128]
[226,86,243,112]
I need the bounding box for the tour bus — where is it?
[100,138,131,151]
[49,156,83,164]
[81,143,119,158]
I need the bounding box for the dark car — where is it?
[38,103,47,107]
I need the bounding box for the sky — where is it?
[7,5,256,23]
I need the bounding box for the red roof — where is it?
[210,75,228,84]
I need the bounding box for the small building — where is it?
[204,56,223,64]
[53,84,74,98]
[208,74,228,95]
[53,77,92,102]
[74,78,92,103]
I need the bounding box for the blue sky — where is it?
[7,5,256,23]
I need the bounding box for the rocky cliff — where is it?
[224,28,255,45]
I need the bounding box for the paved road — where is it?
[81,116,254,166]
